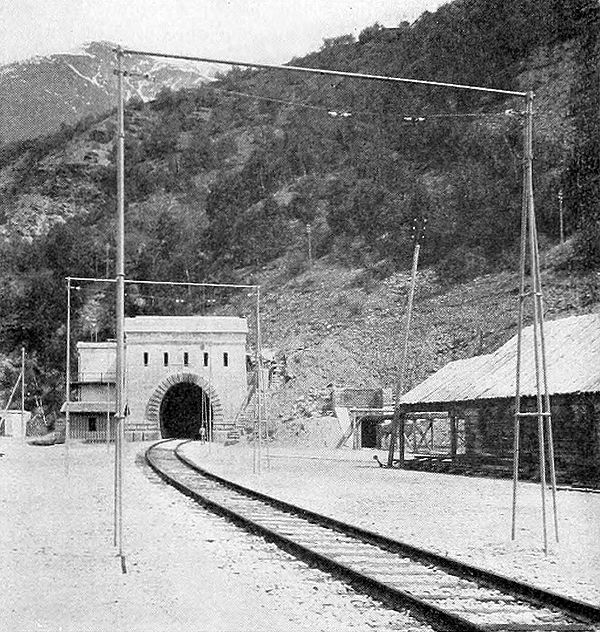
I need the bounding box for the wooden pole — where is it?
[208,342,213,454]
[106,382,111,451]
[201,373,205,443]
[21,347,25,438]
[264,362,271,470]
[255,286,263,474]
[65,278,71,470]
[558,189,564,244]
[387,236,421,467]
[306,224,313,267]
[450,411,457,458]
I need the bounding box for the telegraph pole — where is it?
[558,189,564,243]
[63,278,72,474]
[21,347,25,436]
[387,219,425,467]
[255,286,263,474]
[306,224,313,267]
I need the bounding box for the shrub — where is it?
[284,251,309,277]
[437,246,490,284]
[541,237,577,271]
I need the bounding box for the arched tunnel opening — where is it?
[159,382,213,440]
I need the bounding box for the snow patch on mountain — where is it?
[0,41,212,143]
[65,62,103,88]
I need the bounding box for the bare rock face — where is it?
[0,41,214,143]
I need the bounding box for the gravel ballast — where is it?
[180,441,600,607]
[1,438,435,632]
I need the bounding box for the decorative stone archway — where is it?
[145,372,224,436]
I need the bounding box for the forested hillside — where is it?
[0,0,598,414]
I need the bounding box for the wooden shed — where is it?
[399,313,600,486]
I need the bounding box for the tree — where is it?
[564,2,600,267]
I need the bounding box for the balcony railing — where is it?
[73,372,116,384]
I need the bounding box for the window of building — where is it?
[164,352,169,366]
[143,352,149,366]
[223,352,229,367]
[88,417,97,432]
[183,352,189,366]
[203,352,209,367]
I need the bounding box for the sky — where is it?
[0,0,446,66]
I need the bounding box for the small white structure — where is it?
[66,341,116,441]
[64,315,248,441]
[0,410,31,438]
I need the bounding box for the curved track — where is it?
[146,439,600,632]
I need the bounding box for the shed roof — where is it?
[124,315,248,334]
[400,312,600,406]
[60,401,116,414]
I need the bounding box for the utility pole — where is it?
[65,278,71,471]
[114,47,127,574]
[306,224,313,267]
[558,189,564,244]
[511,92,558,554]
[255,286,263,474]
[387,218,426,467]
[21,347,25,436]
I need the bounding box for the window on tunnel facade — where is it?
[143,352,148,366]
[183,352,189,366]
[223,352,229,367]
[203,352,209,367]
[164,352,169,366]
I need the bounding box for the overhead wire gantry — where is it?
[109,46,557,562]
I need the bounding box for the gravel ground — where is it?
[181,441,600,606]
[0,438,435,632]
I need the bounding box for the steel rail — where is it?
[145,440,600,631]
[146,440,472,632]
[120,47,528,97]
[173,441,600,624]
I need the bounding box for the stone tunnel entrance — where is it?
[159,382,213,439]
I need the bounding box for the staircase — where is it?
[230,370,260,443]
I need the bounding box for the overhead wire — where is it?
[202,83,524,122]
[129,60,524,122]
[121,46,528,97]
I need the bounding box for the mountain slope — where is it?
[254,256,600,420]
[0,41,214,143]
[0,0,598,414]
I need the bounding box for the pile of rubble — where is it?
[289,386,332,418]
[272,415,342,448]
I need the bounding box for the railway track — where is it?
[146,439,600,632]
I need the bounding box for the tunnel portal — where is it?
[159,382,213,439]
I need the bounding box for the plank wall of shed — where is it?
[459,394,600,486]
